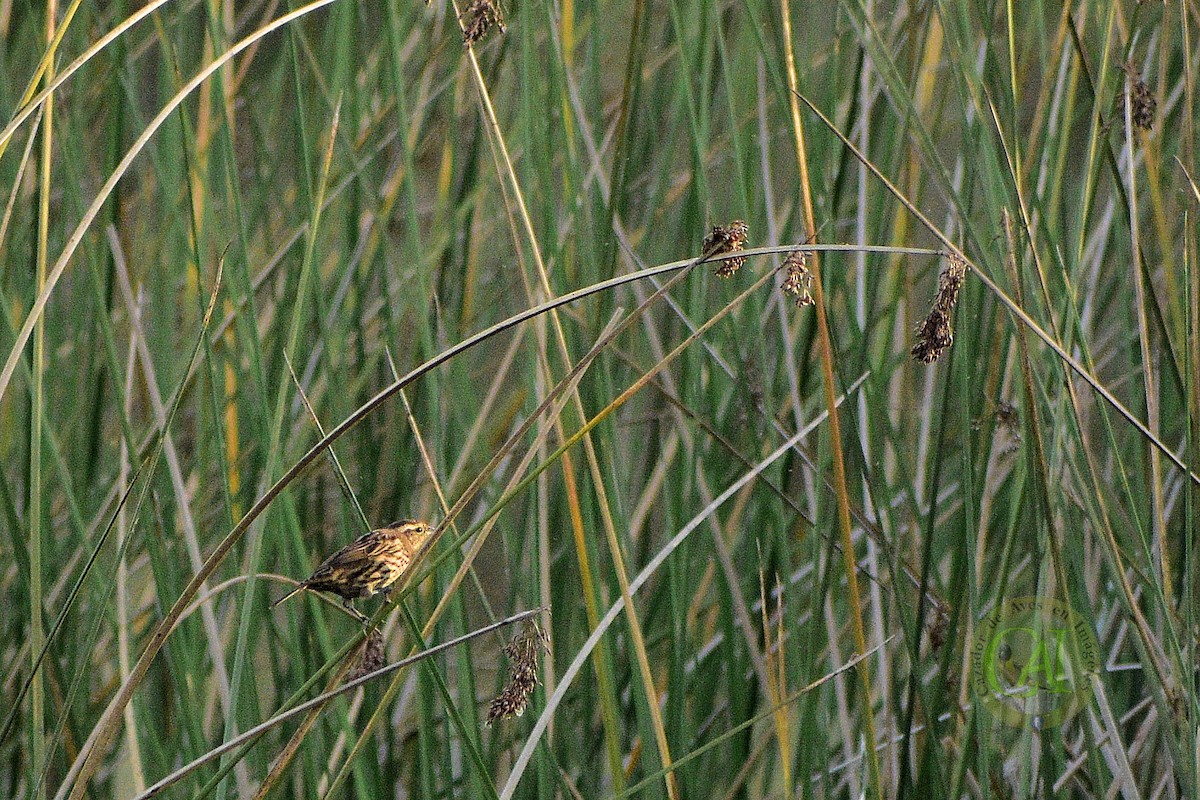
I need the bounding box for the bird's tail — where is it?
[271,583,307,608]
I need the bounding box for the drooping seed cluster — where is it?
[462,0,506,46]
[1118,62,1156,132]
[705,225,820,309]
[347,628,385,683]
[701,225,971,363]
[704,220,750,278]
[927,600,951,652]
[780,250,814,307]
[911,254,968,364]
[487,621,550,725]
[993,400,1019,432]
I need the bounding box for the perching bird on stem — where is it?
[272,520,434,621]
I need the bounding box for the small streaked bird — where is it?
[272,520,434,615]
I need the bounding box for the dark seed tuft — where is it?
[462,0,506,46]
[928,601,950,652]
[347,628,385,683]
[912,254,968,364]
[703,220,750,278]
[487,620,550,725]
[781,250,814,307]
[1117,62,1156,132]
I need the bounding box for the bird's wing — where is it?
[315,533,382,569]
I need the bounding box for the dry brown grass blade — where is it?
[107,228,249,795]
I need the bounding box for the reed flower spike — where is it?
[781,250,814,307]
[462,0,506,45]
[1117,61,1156,132]
[347,628,386,683]
[911,254,968,364]
[487,619,551,724]
[704,220,750,278]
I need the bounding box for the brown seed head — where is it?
[994,400,1019,431]
[781,250,814,307]
[487,620,550,725]
[911,309,953,364]
[1118,62,1156,132]
[1130,78,1156,131]
[347,628,385,683]
[704,220,750,277]
[927,601,951,652]
[462,0,506,46]
[273,520,434,608]
[912,254,968,364]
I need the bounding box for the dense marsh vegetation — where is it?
[1,1,1198,797]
